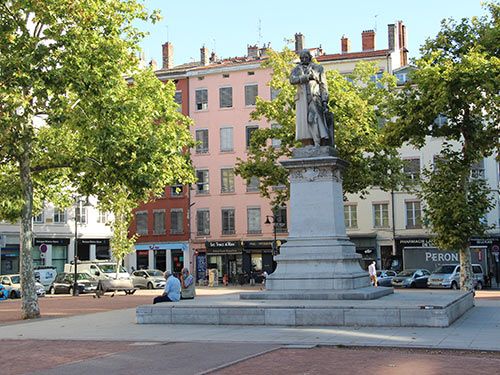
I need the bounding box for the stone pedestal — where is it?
[242,146,392,300]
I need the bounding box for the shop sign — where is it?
[244,240,273,249]
[397,238,433,248]
[34,238,70,246]
[78,239,110,245]
[205,240,243,250]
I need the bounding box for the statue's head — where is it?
[299,49,312,64]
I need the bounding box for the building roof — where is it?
[317,49,391,62]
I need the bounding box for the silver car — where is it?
[131,269,166,289]
[427,264,485,290]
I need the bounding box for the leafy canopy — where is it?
[235,48,406,208]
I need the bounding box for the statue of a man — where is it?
[290,50,333,147]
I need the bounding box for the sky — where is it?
[137,0,489,67]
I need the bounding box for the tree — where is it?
[0,1,194,319]
[235,48,406,209]
[384,3,500,291]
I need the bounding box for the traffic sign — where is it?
[39,243,48,253]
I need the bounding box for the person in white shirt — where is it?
[368,261,378,287]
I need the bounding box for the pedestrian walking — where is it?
[368,261,378,287]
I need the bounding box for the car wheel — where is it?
[10,291,18,299]
[410,282,416,288]
[147,282,153,290]
[451,282,458,290]
[475,281,483,290]
[49,286,56,295]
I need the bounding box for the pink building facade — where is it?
[188,55,285,284]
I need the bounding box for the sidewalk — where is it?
[1,290,500,351]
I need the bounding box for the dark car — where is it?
[391,269,430,288]
[376,270,397,287]
[48,272,98,295]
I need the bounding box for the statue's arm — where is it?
[290,67,309,85]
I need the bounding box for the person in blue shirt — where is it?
[153,270,181,304]
[0,284,8,300]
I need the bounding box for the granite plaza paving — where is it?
[1,289,500,374]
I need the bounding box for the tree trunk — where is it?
[460,246,474,292]
[19,138,40,319]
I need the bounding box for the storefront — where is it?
[348,234,377,270]
[204,240,277,285]
[33,238,70,273]
[134,242,189,273]
[0,244,19,274]
[77,239,110,261]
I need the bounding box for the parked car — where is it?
[0,274,46,298]
[131,269,166,289]
[34,266,58,291]
[48,272,99,295]
[376,270,397,287]
[427,264,485,290]
[391,269,431,288]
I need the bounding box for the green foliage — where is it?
[420,149,494,251]
[0,0,194,317]
[235,48,406,207]
[384,3,500,290]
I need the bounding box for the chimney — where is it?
[341,35,351,54]
[149,59,158,71]
[247,44,259,59]
[162,42,173,69]
[388,24,396,51]
[294,33,304,52]
[200,46,209,66]
[361,30,376,51]
[398,21,408,66]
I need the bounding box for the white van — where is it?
[34,266,58,291]
[64,261,135,294]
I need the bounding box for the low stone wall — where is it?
[136,291,474,328]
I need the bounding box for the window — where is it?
[222,208,235,235]
[246,125,258,148]
[75,206,87,224]
[97,210,108,224]
[270,87,280,101]
[174,91,182,112]
[170,184,183,197]
[221,168,235,193]
[373,203,389,228]
[196,209,210,235]
[271,123,282,148]
[245,84,258,106]
[53,208,66,223]
[434,114,448,128]
[219,87,233,108]
[246,176,259,192]
[344,204,358,228]
[404,158,420,181]
[170,209,184,234]
[195,129,209,154]
[273,206,288,233]
[196,169,209,194]
[406,201,422,229]
[471,159,485,179]
[153,210,166,235]
[247,207,261,234]
[33,212,44,223]
[195,88,208,110]
[222,73,230,78]
[136,211,148,235]
[220,127,233,152]
[247,71,255,76]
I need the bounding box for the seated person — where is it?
[153,271,181,304]
[0,284,7,300]
[180,268,196,299]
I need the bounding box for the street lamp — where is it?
[73,196,92,296]
[265,214,284,256]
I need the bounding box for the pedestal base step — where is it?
[240,286,393,300]
[136,291,474,328]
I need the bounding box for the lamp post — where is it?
[264,215,284,256]
[73,196,92,296]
